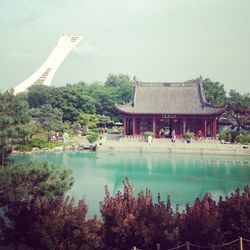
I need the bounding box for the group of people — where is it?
[158,128,176,142]
[156,128,204,143]
[158,128,170,138]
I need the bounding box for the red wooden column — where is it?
[204,118,207,139]
[183,118,186,138]
[212,117,217,139]
[214,118,217,139]
[123,114,126,137]
[152,117,156,136]
[211,119,214,138]
[132,116,136,136]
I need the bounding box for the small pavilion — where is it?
[115,80,227,139]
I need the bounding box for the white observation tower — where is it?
[14,34,83,94]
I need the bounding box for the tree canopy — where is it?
[26,74,133,123]
[201,77,227,106]
[0,161,74,208]
[0,92,31,165]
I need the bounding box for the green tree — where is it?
[97,114,113,127]
[47,86,96,122]
[227,90,250,131]
[202,77,227,106]
[0,92,31,165]
[105,73,133,104]
[105,73,131,88]
[15,123,36,144]
[90,86,116,117]
[0,161,82,249]
[27,85,51,108]
[0,161,74,208]
[77,113,100,129]
[33,104,63,141]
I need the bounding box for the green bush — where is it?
[31,138,62,149]
[44,141,63,149]
[87,133,99,143]
[90,128,99,133]
[236,134,250,144]
[219,130,232,142]
[185,131,195,139]
[31,138,47,148]
[15,144,33,152]
[32,133,48,142]
[14,139,63,152]
[144,131,154,137]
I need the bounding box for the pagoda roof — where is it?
[115,80,227,115]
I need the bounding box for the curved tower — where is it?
[14,34,83,94]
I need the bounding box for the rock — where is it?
[53,146,64,151]
[64,145,73,151]
[32,147,40,152]
[78,144,85,150]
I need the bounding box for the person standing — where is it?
[171,129,176,143]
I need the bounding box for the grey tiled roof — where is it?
[115,81,227,115]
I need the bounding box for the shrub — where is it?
[31,138,63,149]
[1,196,102,250]
[185,131,195,139]
[15,144,33,152]
[90,128,99,133]
[219,130,232,142]
[179,194,220,246]
[236,134,250,144]
[87,133,99,143]
[144,131,154,137]
[100,178,178,250]
[31,138,47,148]
[218,186,250,242]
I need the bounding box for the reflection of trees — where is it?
[12,152,250,211]
[98,152,250,207]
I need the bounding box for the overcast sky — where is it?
[0,0,250,94]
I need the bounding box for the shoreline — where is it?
[98,139,250,156]
[11,139,250,157]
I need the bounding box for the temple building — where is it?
[115,80,227,139]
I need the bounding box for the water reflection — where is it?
[11,151,250,216]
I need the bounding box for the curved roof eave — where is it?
[114,105,228,116]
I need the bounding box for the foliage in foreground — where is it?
[1,196,102,250]
[1,172,250,249]
[0,161,74,208]
[87,133,99,143]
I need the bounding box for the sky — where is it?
[0,0,250,94]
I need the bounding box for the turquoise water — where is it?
[11,151,250,217]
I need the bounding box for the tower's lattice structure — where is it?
[14,34,83,94]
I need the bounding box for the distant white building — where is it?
[14,34,83,94]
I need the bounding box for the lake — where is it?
[11,151,250,217]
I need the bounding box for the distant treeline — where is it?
[0,74,249,164]
[26,73,133,122]
[25,74,250,126]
